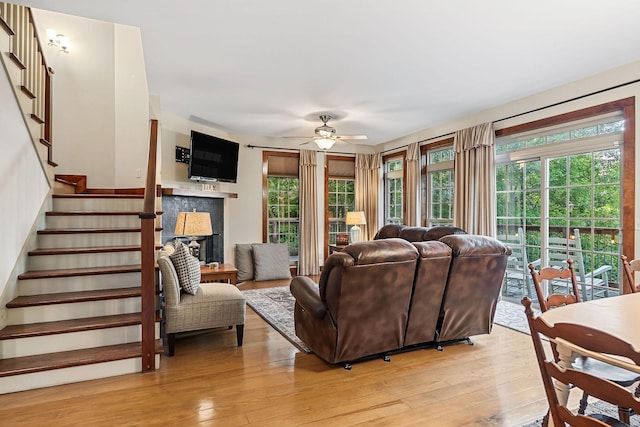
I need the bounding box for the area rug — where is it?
[521,399,640,426]
[242,287,312,353]
[493,299,539,335]
[242,287,533,354]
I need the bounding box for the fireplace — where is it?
[161,195,224,263]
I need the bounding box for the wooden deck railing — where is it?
[140,119,159,372]
[0,2,55,166]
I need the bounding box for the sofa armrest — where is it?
[158,256,181,306]
[290,276,327,320]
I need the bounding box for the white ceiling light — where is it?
[314,137,335,150]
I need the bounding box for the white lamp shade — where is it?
[174,211,212,237]
[345,211,366,226]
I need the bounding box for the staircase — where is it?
[0,190,163,394]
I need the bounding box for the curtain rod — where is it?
[245,144,356,155]
[381,77,640,155]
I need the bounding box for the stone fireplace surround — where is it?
[161,188,236,264]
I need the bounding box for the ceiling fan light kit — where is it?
[315,137,335,150]
[285,114,368,150]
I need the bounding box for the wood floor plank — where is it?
[0,282,550,426]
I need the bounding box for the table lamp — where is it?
[174,209,213,258]
[345,211,366,243]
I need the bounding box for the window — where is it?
[422,144,454,226]
[495,99,634,303]
[263,152,299,259]
[384,154,405,225]
[325,156,356,256]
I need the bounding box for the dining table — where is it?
[538,292,640,425]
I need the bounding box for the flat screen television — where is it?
[188,130,239,183]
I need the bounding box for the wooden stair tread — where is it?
[52,194,144,199]
[46,211,162,216]
[7,287,142,308]
[18,265,142,280]
[0,340,163,377]
[29,245,162,256]
[0,311,161,340]
[38,227,162,234]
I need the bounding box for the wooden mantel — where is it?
[161,188,238,199]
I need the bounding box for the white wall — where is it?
[381,60,640,256]
[0,60,50,325]
[31,9,149,189]
[159,113,243,263]
[159,113,336,266]
[114,24,150,188]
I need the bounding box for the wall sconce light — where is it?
[46,29,71,53]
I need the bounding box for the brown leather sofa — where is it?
[373,224,467,241]
[290,229,510,365]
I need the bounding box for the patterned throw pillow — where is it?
[169,240,201,295]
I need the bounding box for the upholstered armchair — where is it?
[157,254,246,356]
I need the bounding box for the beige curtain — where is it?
[298,150,319,275]
[405,142,420,226]
[453,123,496,236]
[355,153,381,240]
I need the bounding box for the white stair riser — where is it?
[0,324,161,358]
[18,272,142,296]
[8,298,141,324]
[37,232,143,248]
[53,198,144,212]
[29,251,142,270]
[0,355,161,395]
[46,215,142,229]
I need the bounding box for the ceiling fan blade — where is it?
[299,140,314,146]
[282,136,314,139]
[336,135,368,140]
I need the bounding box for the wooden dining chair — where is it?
[621,255,640,294]
[528,259,580,313]
[528,260,640,422]
[522,296,640,427]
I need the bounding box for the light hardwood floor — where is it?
[0,279,552,426]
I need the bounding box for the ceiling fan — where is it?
[285,115,367,150]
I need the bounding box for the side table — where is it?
[200,264,238,286]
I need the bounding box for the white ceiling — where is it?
[13,0,640,146]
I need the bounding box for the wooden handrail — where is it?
[139,119,158,372]
[1,3,55,166]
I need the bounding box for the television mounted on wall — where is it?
[188,130,239,183]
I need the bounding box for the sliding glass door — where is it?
[496,113,624,303]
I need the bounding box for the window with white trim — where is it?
[384,155,404,225]
[422,146,454,227]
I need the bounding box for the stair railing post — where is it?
[140,119,159,372]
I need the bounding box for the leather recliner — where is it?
[373,224,467,241]
[290,230,511,365]
[290,238,419,364]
